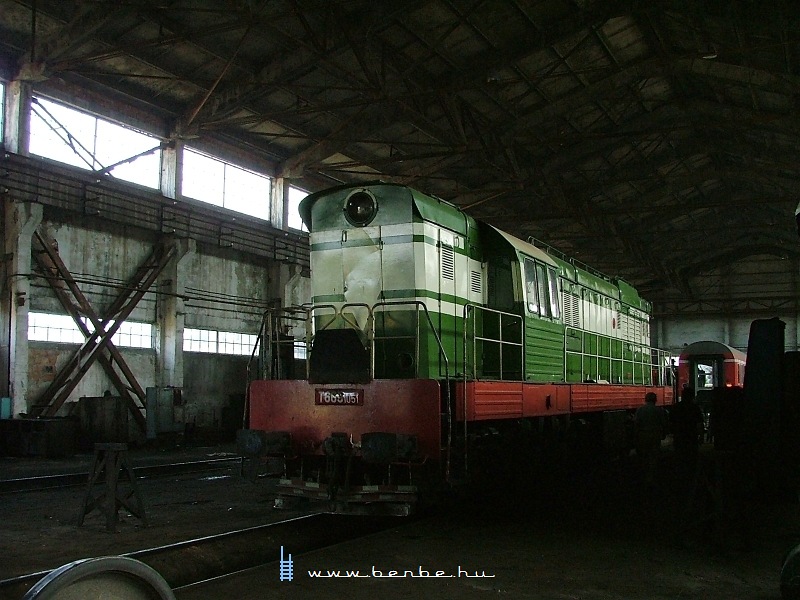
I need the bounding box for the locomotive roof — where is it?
[299,182,476,235]
[487,225,559,269]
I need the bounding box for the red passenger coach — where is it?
[678,341,746,391]
[677,340,746,412]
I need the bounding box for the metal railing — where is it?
[564,327,672,386]
[460,304,524,480]
[462,304,524,381]
[248,300,455,480]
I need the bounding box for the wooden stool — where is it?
[78,442,147,531]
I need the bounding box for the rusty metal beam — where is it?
[16,2,134,80]
[31,236,176,425]
[31,231,150,431]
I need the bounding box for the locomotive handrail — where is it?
[371,302,420,378]
[371,299,450,376]
[253,306,311,380]
[461,303,525,479]
[243,309,271,428]
[298,301,448,383]
[372,300,452,481]
[461,304,525,381]
[306,303,342,332]
[305,303,370,378]
[562,326,672,387]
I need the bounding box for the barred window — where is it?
[219,331,258,356]
[183,328,217,353]
[287,185,308,232]
[28,312,153,348]
[184,328,257,356]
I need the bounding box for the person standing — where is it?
[635,391,667,487]
[670,386,705,477]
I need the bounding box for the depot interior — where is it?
[1,2,799,598]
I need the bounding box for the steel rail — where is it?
[0,457,241,494]
[0,513,394,600]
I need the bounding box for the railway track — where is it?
[0,513,397,599]
[0,456,241,494]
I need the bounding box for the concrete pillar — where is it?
[155,238,195,388]
[3,80,32,155]
[271,176,285,230]
[160,139,183,200]
[0,200,43,415]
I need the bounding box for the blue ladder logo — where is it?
[279,545,294,582]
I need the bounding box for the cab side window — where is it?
[536,262,550,317]
[548,268,561,319]
[525,258,561,319]
[524,258,539,314]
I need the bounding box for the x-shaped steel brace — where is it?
[31,231,177,431]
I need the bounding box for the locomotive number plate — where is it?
[315,389,364,406]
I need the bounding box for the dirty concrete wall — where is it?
[181,247,272,332]
[182,353,248,432]
[27,344,156,414]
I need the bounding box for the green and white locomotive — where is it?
[245,183,673,515]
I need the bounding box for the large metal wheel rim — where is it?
[23,556,175,600]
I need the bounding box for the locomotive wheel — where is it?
[23,556,175,600]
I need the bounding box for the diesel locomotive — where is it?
[241,183,674,515]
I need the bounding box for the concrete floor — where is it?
[1,443,797,599]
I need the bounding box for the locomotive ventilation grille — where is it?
[470,270,482,295]
[441,244,455,281]
[562,290,581,328]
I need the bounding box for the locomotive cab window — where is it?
[536,262,550,317]
[548,268,561,319]
[525,258,560,318]
[524,258,538,313]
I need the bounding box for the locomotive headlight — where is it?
[344,190,377,226]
